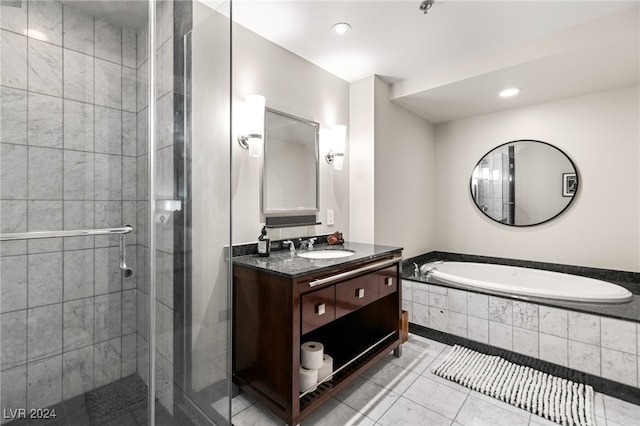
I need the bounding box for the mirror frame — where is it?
[262,108,320,215]
[469,139,579,227]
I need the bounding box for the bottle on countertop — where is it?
[257,225,271,257]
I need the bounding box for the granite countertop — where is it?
[232,242,403,279]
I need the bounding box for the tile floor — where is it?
[228,334,640,426]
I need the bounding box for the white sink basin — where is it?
[297,249,355,259]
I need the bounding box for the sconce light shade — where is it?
[326,124,346,170]
[238,94,266,157]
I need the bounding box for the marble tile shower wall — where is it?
[402,280,640,389]
[134,0,175,409]
[0,1,139,417]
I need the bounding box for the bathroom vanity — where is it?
[232,242,403,425]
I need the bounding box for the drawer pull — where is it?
[308,256,401,288]
[385,277,393,287]
[316,303,326,315]
[356,288,365,299]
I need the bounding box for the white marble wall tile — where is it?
[488,296,512,324]
[27,252,62,308]
[94,293,122,342]
[1,310,27,369]
[1,144,28,199]
[568,340,600,376]
[26,355,62,410]
[0,201,27,257]
[603,394,640,426]
[161,253,173,308]
[93,337,121,388]
[27,92,62,148]
[26,200,62,255]
[160,93,174,149]
[62,345,93,400]
[94,153,122,200]
[156,145,174,199]
[0,255,27,313]
[62,297,94,352]
[63,150,94,200]
[122,201,137,247]
[539,306,568,338]
[568,312,600,346]
[467,317,489,344]
[430,293,447,309]
[27,0,62,45]
[63,100,93,152]
[401,280,413,302]
[157,217,173,255]
[488,321,512,350]
[513,327,538,358]
[429,306,447,332]
[137,110,148,155]
[122,111,137,156]
[63,48,94,103]
[1,87,28,144]
[512,301,538,331]
[601,317,637,354]
[136,24,148,67]
[447,311,467,337]
[122,66,137,113]
[63,201,94,250]
[28,38,62,96]
[467,292,488,319]
[95,201,121,247]
[413,283,429,305]
[63,249,94,301]
[0,0,26,33]
[161,304,173,363]
[156,38,173,98]
[95,19,121,64]
[121,333,137,376]
[95,106,122,155]
[27,304,62,361]
[601,348,638,387]
[122,28,137,69]
[429,284,447,295]
[1,30,27,89]
[94,247,122,295]
[122,290,136,335]
[1,365,27,415]
[123,156,137,201]
[539,333,567,367]
[62,4,93,55]
[156,0,173,46]
[95,59,121,109]
[412,302,429,328]
[448,289,467,314]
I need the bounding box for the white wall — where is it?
[232,23,350,244]
[434,85,640,272]
[373,77,436,258]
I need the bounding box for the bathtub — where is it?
[420,261,633,303]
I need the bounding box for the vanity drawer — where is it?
[335,275,379,319]
[378,266,398,298]
[301,286,335,334]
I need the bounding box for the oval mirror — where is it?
[470,140,578,226]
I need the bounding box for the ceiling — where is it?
[232,0,640,123]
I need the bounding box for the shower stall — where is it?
[0,0,231,424]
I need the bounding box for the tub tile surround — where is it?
[402,279,640,391]
[0,1,143,418]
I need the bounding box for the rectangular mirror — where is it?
[263,108,320,214]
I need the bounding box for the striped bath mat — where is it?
[432,345,596,426]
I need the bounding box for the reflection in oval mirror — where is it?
[470,140,578,226]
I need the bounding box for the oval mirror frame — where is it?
[469,140,579,227]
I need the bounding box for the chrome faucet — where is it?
[283,240,295,253]
[299,237,316,250]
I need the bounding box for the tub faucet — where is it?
[283,240,295,253]
[299,237,316,250]
[412,262,420,279]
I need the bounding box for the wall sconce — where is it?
[325,124,346,170]
[238,94,266,157]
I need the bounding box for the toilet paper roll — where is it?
[299,366,318,393]
[301,341,324,370]
[317,354,333,383]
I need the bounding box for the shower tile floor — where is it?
[229,334,640,426]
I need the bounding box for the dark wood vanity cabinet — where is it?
[232,251,402,426]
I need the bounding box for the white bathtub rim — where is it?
[426,261,633,304]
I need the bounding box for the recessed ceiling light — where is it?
[499,88,520,98]
[331,22,351,35]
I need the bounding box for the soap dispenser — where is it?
[257,226,271,257]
